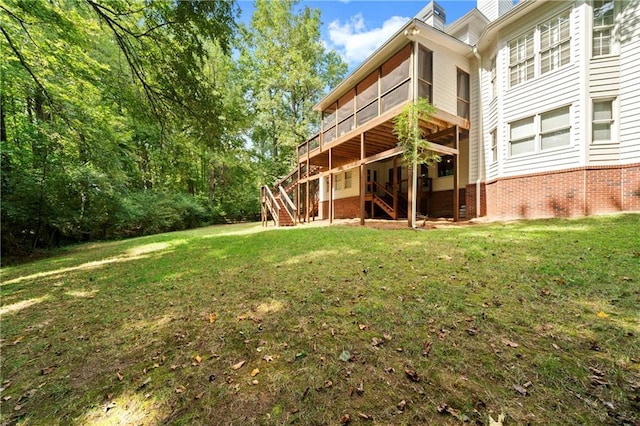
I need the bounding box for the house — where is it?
[261,0,640,227]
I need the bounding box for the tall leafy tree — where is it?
[240,0,347,182]
[0,0,240,253]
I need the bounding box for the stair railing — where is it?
[261,185,280,227]
[279,185,297,223]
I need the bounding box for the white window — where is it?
[540,106,571,150]
[490,56,497,100]
[335,173,342,190]
[457,69,470,119]
[593,0,614,56]
[490,129,498,162]
[510,117,536,156]
[508,10,572,87]
[509,31,534,86]
[540,12,571,74]
[509,106,571,156]
[344,171,352,189]
[592,99,614,142]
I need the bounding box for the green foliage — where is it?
[239,0,347,183]
[393,98,440,165]
[0,0,266,255]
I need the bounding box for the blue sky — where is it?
[237,1,477,70]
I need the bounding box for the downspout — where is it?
[473,45,483,218]
[411,39,419,228]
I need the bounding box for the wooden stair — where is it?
[277,196,295,226]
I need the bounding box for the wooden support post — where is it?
[306,158,310,222]
[407,161,414,227]
[329,148,334,224]
[393,156,398,219]
[297,163,301,223]
[360,133,366,225]
[453,125,460,222]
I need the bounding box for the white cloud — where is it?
[327,13,410,67]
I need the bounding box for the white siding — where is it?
[496,2,585,177]
[589,57,621,96]
[619,0,640,163]
[432,49,471,116]
[320,167,360,202]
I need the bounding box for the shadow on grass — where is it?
[1,215,639,424]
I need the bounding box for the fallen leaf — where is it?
[14,404,22,411]
[371,337,382,347]
[489,413,505,426]
[397,400,407,411]
[513,384,527,396]
[194,355,202,364]
[357,412,371,419]
[12,336,24,345]
[251,368,260,377]
[40,366,55,375]
[405,369,420,382]
[251,379,259,385]
[383,333,392,340]
[105,401,116,412]
[540,288,551,296]
[422,340,432,357]
[209,313,218,324]
[596,311,609,318]
[116,371,124,381]
[358,324,370,330]
[502,338,519,348]
[324,380,333,388]
[436,403,448,414]
[466,328,478,336]
[175,386,185,393]
[231,360,246,370]
[338,350,351,362]
[262,355,273,362]
[356,382,364,395]
[552,343,561,350]
[339,413,351,424]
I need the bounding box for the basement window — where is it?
[344,171,352,189]
[438,155,454,177]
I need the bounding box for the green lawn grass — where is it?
[1,215,639,425]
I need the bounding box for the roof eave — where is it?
[315,18,472,112]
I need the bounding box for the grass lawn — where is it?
[1,214,639,425]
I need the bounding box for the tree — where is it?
[0,0,242,254]
[239,0,347,182]
[393,99,440,166]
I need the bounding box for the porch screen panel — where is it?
[381,80,410,113]
[356,72,378,109]
[338,116,355,136]
[338,91,355,137]
[322,104,337,129]
[357,101,378,126]
[380,45,411,94]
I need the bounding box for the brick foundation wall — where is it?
[320,196,362,220]
[465,164,640,219]
[421,189,466,218]
[334,196,361,219]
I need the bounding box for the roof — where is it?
[314,18,472,112]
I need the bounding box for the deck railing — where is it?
[261,185,279,227]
